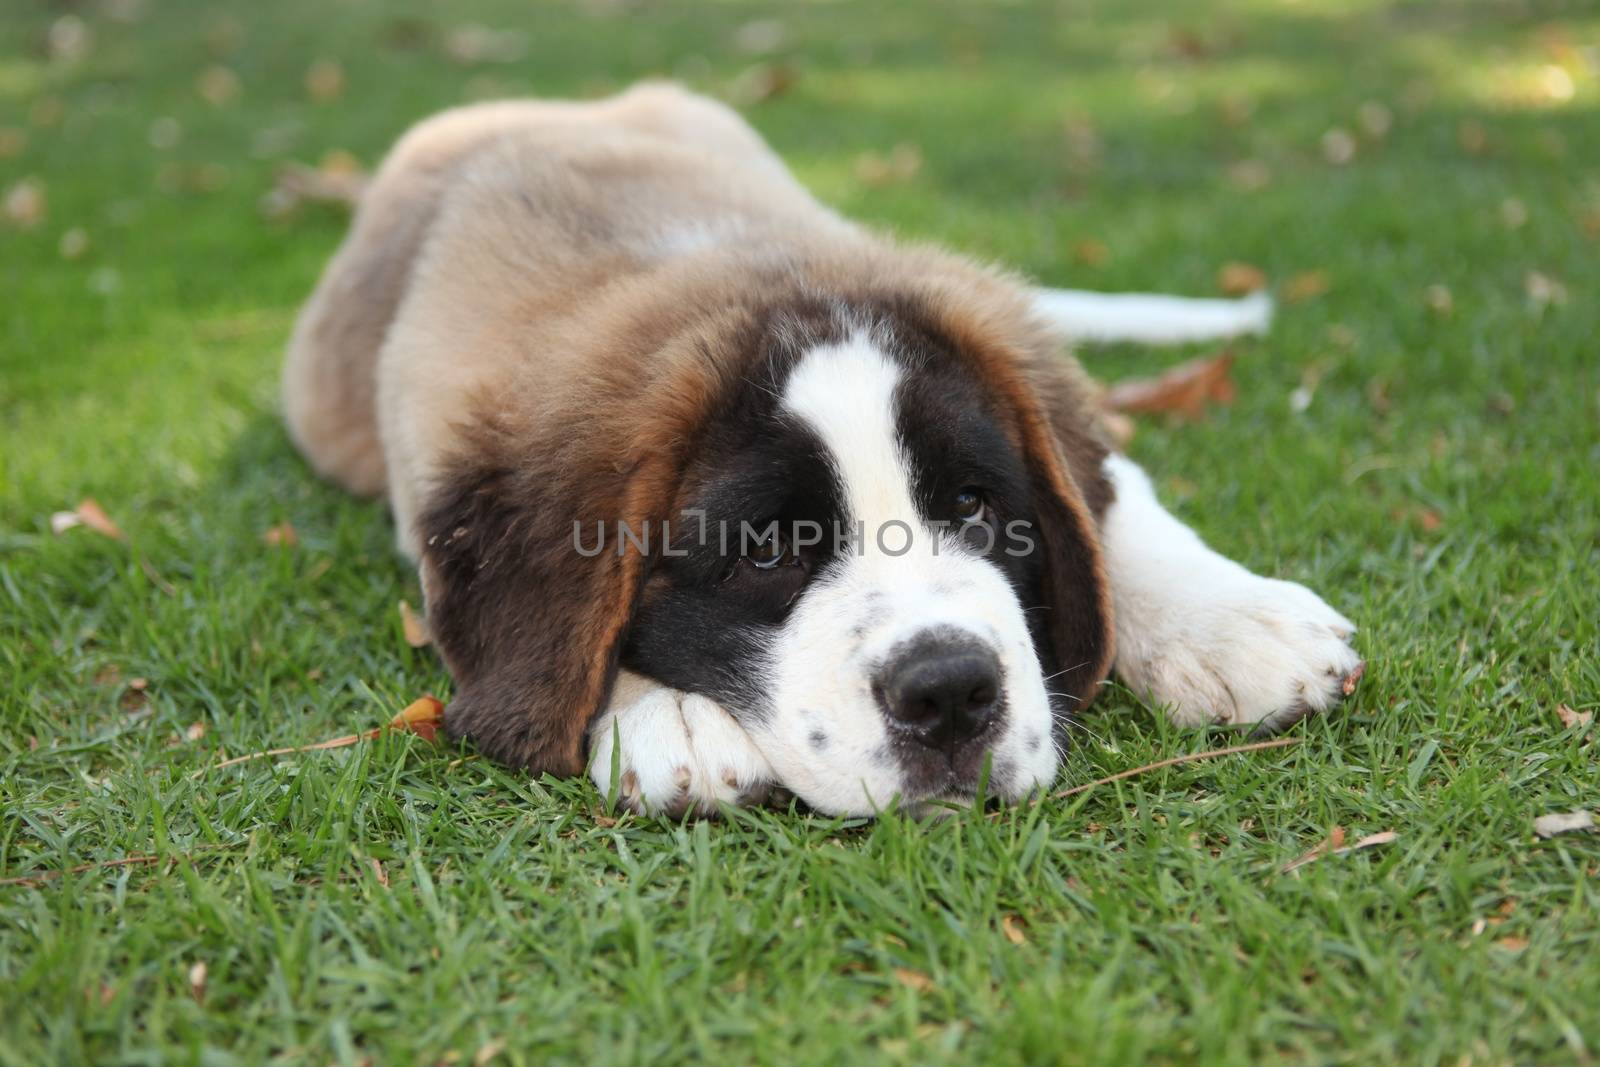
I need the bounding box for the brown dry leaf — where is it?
[369,857,389,887]
[1525,271,1567,310]
[1281,825,1346,873]
[185,722,206,742]
[196,695,444,776]
[196,65,240,106]
[399,600,431,648]
[187,961,207,1004]
[1321,127,1356,166]
[892,968,935,993]
[264,152,368,217]
[1217,261,1268,296]
[1226,159,1271,192]
[1358,100,1393,139]
[1425,284,1454,316]
[1533,810,1594,838]
[1105,351,1236,420]
[445,24,526,65]
[4,177,46,228]
[1494,936,1530,951]
[390,694,445,743]
[1333,829,1396,855]
[59,227,89,259]
[262,521,298,548]
[1556,704,1593,729]
[1000,915,1027,946]
[474,1038,508,1066]
[1284,270,1330,304]
[53,498,124,540]
[304,58,346,103]
[729,61,798,105]
[854,143,922,187]
[1071,238,1110,268]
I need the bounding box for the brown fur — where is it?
[283,83,1117,776]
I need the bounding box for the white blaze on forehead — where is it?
[780,334,922,539]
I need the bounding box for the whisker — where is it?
[1041,661,1091,683]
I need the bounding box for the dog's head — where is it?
[425,287,1113,815]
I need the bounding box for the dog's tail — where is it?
[1031,288,1273,345]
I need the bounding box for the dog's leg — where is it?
[1032,288,1273,344]
[588,671,776,816]
[1100,454,1363,734]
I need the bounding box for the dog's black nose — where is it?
[875,634,1002,750]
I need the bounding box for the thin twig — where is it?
[1050,736,1302,801]
[0,844,233,888]
[193,728,381,777]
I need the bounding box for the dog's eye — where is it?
[748,526,791,569]
[954,487,987,522]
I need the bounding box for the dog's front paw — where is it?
[588,674,776,816]
[1117,570,1363,734]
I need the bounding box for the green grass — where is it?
[3,0,1598,1063]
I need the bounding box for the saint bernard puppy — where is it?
[283,83,1362,816]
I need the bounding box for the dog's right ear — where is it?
[418,456,665,778]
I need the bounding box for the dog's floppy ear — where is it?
[916,287,1116,710]
[419,452,667,777]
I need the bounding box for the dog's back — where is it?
[282,83,820,500]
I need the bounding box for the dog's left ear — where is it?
[418,452,670,777]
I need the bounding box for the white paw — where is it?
[588,673,776,817]
[1116,569,1363,734]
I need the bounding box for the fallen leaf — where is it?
[399,600,431,648]
[1283,270,1330,304]
[729,61,798,105]
[196,65,240,106]
[47,15,91,64]
[1071,238,1110,268]
[185,722,206,742]
[1333,829,1395,855]
[1495,936,1530,951]
[304,58,345,102]
[187,961,207,1004]
[474,1038,508,1066]
[854,143,922,187]
[1001,915,1027,946]
[1458,120,1488,155]
[1321,127,1356,165]
[262,521,297,548]
[53,498,124,540]
[390,694,445,743]
[195,695,444,776]
[4,177,46,228]
[444,24,526,65]
[1556,704,1593,729]
[263,152,367,217]
[1281,825,1346,873]
[893,968,935,993]
[1525,271,1567,310]
[1358,100,1393,139]
[1217,261,1267,295]
[1105,351,1236,420]
[1534,810,1594,838]
[58,227,89,259]
[733,18,786,55]
[369,857,389,887]
[1226,159,1271,192]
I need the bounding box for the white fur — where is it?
[1031,289,1273,344]
[752,333,1057,814]
[1101,454,1361,728]
[589,670,776,815]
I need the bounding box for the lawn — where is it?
[3,0,1598,1063]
